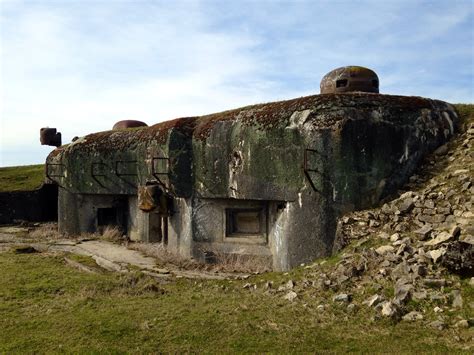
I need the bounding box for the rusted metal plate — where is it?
[138,185,161,212]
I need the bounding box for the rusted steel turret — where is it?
[40,127,62,147]
[112,120,148,130]
[320,66,379,94]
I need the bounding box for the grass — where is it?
[0,164,44,192]
[454,103,474,120]
[0,251,472,353]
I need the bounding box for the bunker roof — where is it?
[53,93,438,155]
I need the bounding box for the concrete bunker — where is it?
[44,68,459,271]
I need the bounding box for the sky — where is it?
[0,0,473,167]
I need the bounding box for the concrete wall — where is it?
[0,184,57,224]
[58,189,129,235]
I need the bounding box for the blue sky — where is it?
[1,0,473,166]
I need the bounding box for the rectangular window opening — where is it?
[336,79,348,88]
[97,207,118,227]
[225,207,267,243]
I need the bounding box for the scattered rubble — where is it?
[268,113,473,329]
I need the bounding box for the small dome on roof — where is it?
[320,66,379,94]
[112,120,148,130]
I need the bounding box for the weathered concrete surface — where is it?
[46,93,459,270]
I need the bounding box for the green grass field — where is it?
[0,251,470,353]
[0,164,44,192]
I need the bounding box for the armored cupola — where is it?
[112,120,148,130]
[320,66,379,94]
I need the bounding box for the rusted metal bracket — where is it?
[91,162,108,187]
[115,160,138,177]
[113,160,139,189]
[45,163,65,186]
[151,157,170,191]
[303,148,326,193]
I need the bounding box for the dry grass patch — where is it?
[129,242,198,269]
[99,225,127,242]
[28,222,64,240]
[130,242,271,274]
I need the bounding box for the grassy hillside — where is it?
[0,252,468,353]
[0,164,44,192]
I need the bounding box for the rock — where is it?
[381,301,398,318]
[423,278,447,288]
[415,248,431,263]
[379,232,390,240]
[391,261,411,280]
[375,245,395,255]
[450,225,461,238]
[283,291,297,301]
[285,280,295,289]
[460,235,474,245]
[342,216,354,224]
[394,222,410,233]
[453,169,469,176]
[424,199,435,209]
[394,281,413,305]
[347,303,357,312]
[414,225,432,240]
[397,198,414,214]
[428,248,446,263]
[369,220,380,228]
[429,320,446,330]
[454,319,469,328]
[433,306,443,313]
[396,243,413,256]
[451,290,463,308]
[333,293,351,303]
[418,214,444,224]
[424,231,454,246]
[402,311,423,321]
[399,191,415,200]
[411,264,427,278]
[364,294,383,307]
[412,290,428,300]
[390,233,400,242]
[441,241,474,276]
[430,292,446,302]
[380,260,391,268]
[434,144,448,156]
